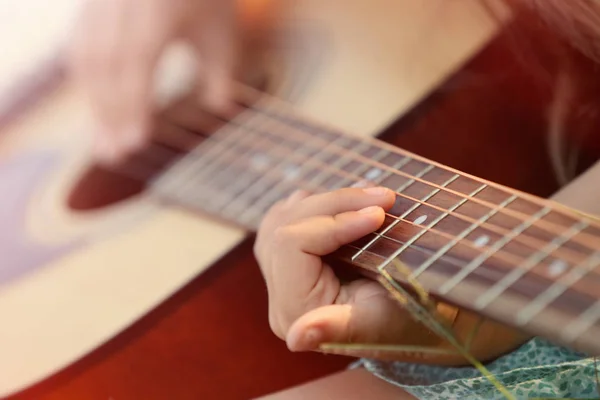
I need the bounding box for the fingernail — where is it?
[358,206,380,214]
[351,179,371,188]
[363,187,388,196]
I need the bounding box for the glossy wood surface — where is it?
[9,10,600,400]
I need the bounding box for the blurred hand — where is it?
[69,0,255,163]
[254,185,412,352]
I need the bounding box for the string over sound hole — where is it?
[68,99,228,211]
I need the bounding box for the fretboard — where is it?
[151,95,600,357]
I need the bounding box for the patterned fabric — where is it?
[355,337,599,399]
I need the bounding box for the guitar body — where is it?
[0,0,507,398]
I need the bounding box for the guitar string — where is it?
[95,123,600,340]
[6,60,597,341]
[114,150,532,394]
[153,83,587,239]
[105,146,496,282]
[173,113,600,334]
[248,102,600,237]
[233,85,600,228]
[156,108,599,270]
[155,96,599,265]
[117,146,600,346]
[183,119,600,302]
[114,142,600,319]
[116,119,600,297]
[4,49,592,231]
[150,108,599,275]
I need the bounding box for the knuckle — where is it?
[262,199,287,224]
[329,214,348,244]
[268,199,287,215]
[255,211,284,257]
[271,225,294,248]
[329,187,356,202]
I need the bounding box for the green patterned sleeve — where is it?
[353,337,599,399]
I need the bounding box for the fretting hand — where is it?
[255,185,531,362]
[254,185,413,352]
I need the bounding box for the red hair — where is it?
[493,0,600,185]
[522,0,600,62]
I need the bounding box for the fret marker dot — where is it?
[284,165,300,180]
[548,260,568,277]
[414,215,428,225]
[251,154,270,170]
[473,235,490,248]
[365,168,382,181]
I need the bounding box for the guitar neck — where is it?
[151,93,600,356]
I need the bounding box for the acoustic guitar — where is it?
[1,0,599,399]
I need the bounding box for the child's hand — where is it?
[254,186,412,352]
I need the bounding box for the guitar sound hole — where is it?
[68,68,277,211]
[67,165,147,211]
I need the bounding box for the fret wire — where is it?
[193,116,301,211]
[223,138,390,217]
[183,133,600,297]
[344,155,413,258]
[374,136,600,232]
[370,133,600,234]
[378,214,537,274]
[150,127,600,301]
[156,117,267,204]
[146,123,540,274]
[348,237,596,329]
[162,116,594,267]
[191,135,285,211]
[516,251,600,325]
[236,135,352,225]
[179,111,288,200]
[212,111,372,221]
[351,165,443,262]
[329,148,392,189]
[367,156,413,186]
[207,133,600,301]
[154,103,265,195]
[155,105,597,265]
[560,301,600,343]
[375,182,486,272]
[251,97,600,235]
[152,122,592,294]
[474,220,589,310]
[152,121,242,196]
[219,135,332,219]
[250,104,600,243]
[410,194,518,279]
[438,207,552,295]
[165,127,587,288]
[345,242,470,271]
[304,138,369,188]
[374,208,593,293]
[150,97,600,332]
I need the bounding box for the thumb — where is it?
[285,284,411,353]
